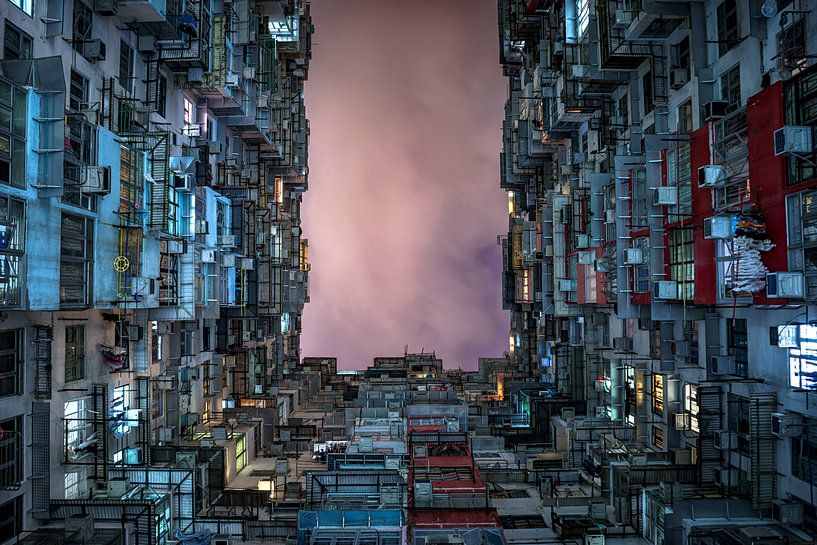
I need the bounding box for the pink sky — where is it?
[301,0,508,370]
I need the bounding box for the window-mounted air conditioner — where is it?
[242,330,252,342]
[613,337,633,352]
[222,253,236,268]
[773,500,804,525]
[243,67,257,80]
[703,100,729,122]
[578,251,595,265]
[653,186,678,206]
[624,248,644,265]
[771,412,803,438]
[605,209,616,223]
[218,235,237,247]
[703,216,733,239]
[172,174,193,192]
[654,280,678,300]
[83,39,106,61]
[238,257,255,270]
[774,126,813,156]
[698,165,727,188]
[576,234,590,248]
[613,9,632,28]
[80,166,111,194]
[709,355,737,375]
[201,249,217,263]
[766,272,804,298]
[166,240,186,254]
[670,67,690,90]
[674,413,690,430]
[714,468,739,488]
[225,73,239,87]
[188,68,204,84]
[107,477,130,498]
[714,429,736,450]
[207,141,223,154]
[558,279,577,292]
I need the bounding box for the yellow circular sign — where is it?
[113,256,130,272]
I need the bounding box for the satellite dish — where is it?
[761,1,777,17]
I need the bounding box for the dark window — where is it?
[727,318,748,377]
[0,79,27,189]
[792,422,817,482]
[69,69,89,112]
[72,0,93,53]
[727,394,751,455]
[60,214,94,307]
[720,64,741,111]
[642,70,654,114]
[0,493,22,537]
[0,416,23,488]
[65,325,85,382]
[0,329,23,397]
[717,0,739,56]
[678,100,693,134]
[3,21,32,60]
[119,40,134,92]
[157,75,167,117]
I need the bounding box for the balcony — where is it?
[117,0,184,39]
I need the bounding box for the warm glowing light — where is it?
[257,479,275,499]
[508,191,515,216]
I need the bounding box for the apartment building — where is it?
[498,0,817,542]
[0,0,310,540]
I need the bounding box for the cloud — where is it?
[301,0,508,370]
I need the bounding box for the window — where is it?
[119,40,134,93]
[0,79,27,189]
[684,383,700,433]
[672,36,690,70]
[792,421,817,482]
[0,329,22,397]
[72,0,93,54]
[65,325,85,382]
[651,425,665,450]
[64,468,88,499]
[203,362,211,397]
[677,100,693,134]
[667,142,692,216]
[669,228,694,300]
[652,374,664,416]
[7,0,32,16]
[0,416,22,488]
[69,69,89,112]
[632,169,648,229]
[783,68,817,186]
[60,214,94,307]
[182,97,198,136]
[235,433,247,472]
[157,75,167,117]
[0,196,25,306]
[716,0,739,56]
[151,322,163,362]
[159,241,179,305]
[727,393,750,455]
[719,64,741,111]
[642,70,654,114]
[785,190,817,298]
[727,318,748,377]
[3,21,32,60]
[64,398,91,460]
[111,384,133,436]
[0,496,22,540]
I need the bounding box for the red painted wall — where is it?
[691,124,716,305]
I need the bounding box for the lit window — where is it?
[684,383,700,433]
[652,374,664,415]
[182,97,199,136]
[64,468,87,499]
[111,384,132,436]
[7,0,32,16]
[651,425,665,449]
[64,398,92,461]
[669,228,695,300]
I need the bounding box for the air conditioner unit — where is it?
[714,430,737,450]
[766,272,805,298]
[774,126,813,156]
[182,124,200,137]
[710,355,737,375]
[654,280,677,300]
[201,249,217,263]
[242,330,252,342]
[223,355,236,368]
[703,216,733,239]
[222,253,236,268]
[196,220,209,234]
[188,68,205,84]
[571,64,588,79]
[703,101,729,122]
[605,209,616,223]
[107,477,130,498]
[225,154,238,168]
[166,240,185,254]
[172,174,193,192]
[257,95,269,109]
[127,324,143,341]
[578,251,595,265]
[675,413,690,430]
[84,39,106,61]
[772,500,804,525]
[613,337,633,351]
[576,234,590,248]
[561,408,575,420]
[595,406,608,418]
[208,141,223,154]
[771,413,803,438]
[80,166,111,194]
[558,279,577,292]
[624,248,644,265]
[552,40,564,56]
[243,67,257,80]
[670,67,690,90]
[225,73,240,87]
[613,9,632,28]
[653,186,678,206]
[238,257,255,270]
[714,468,739,488]
[218,235,237,247]
[698,165,727,188]
[158,426,176,442]
[670,340,691,357]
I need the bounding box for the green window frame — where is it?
[65,325,85,382]
[669,228,695,301]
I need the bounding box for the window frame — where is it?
[0,78,27,190]
[0,195,25,307]
[0,415,23,488]
[0,329,23,397]
[669,227,695,301]
[727,318,749,377]
[652,373,665,416]
[7,0,32,16]
[119,40,135,94]
[719,64,741,111]
[3,21,32,60]
[72,0,93,53]
[60,213,94,307]
[64,325,86,383]
[716,0,739,57]
[0,495,23,540]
